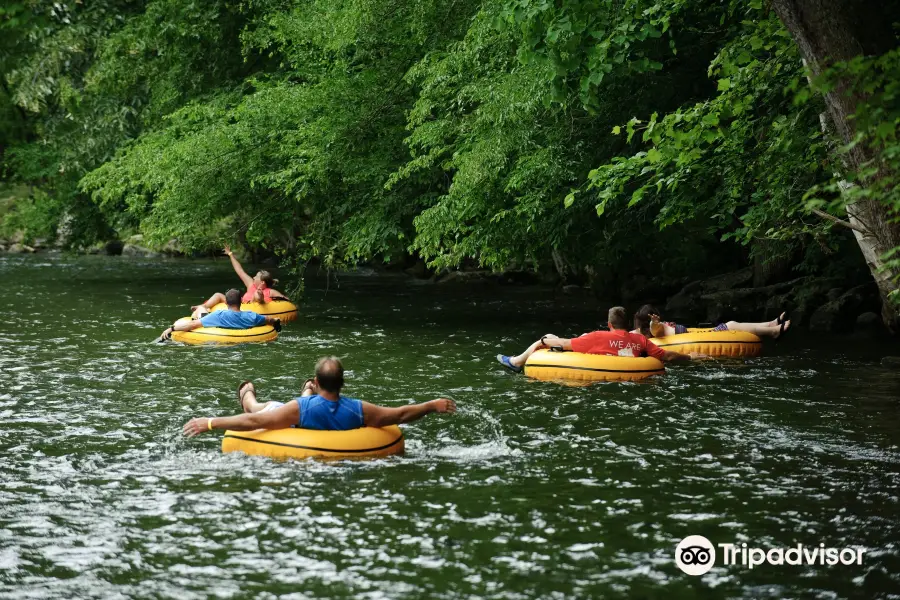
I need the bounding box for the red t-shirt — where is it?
[570,329,666,360]
[242,284,273,304]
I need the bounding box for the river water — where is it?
[1,254,898,599]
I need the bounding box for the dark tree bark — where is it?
[772,0,900,331]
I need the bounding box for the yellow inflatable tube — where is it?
[652,328,762,358]
[524,349,664,383]
[222,425,404,460]
[170,317,278,345]
[212,299,298,322]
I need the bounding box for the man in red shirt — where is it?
[497,306,702,372]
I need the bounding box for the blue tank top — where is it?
[296,395,364,430]
[200,310,266,329]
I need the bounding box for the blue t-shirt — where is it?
[296,395,364,430]
[200,310,266,329]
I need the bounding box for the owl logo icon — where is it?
[675,535,716,575]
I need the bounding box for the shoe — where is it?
[496,354,523,373]
[301,378,318,396]
[775,314,791,342]
[238,380,255,412]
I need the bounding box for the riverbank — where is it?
[2,236,891,338]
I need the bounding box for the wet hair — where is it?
[633,304,660,337]
[315,356,344,394]
[256,270,279,288]
[225,288,242,308]
[608,306,629,330]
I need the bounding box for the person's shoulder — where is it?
[637,333,657,346]
[579,329,609,339]
[297,394,322,406]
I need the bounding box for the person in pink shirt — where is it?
[497,306,703,373]
[191,245,288,314]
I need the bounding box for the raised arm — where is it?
[649,314,666,338]
[183,401,299,437]
[224,245,254,289]
[362,398,456,428]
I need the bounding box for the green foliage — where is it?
[78,0,481,267]
[2,0,250,247]
[499,0,692,108]
[1,0,897,305]
[802,49,900,302]
[803,50,900,214]
[396,0,741,278]
[590,6,829,247]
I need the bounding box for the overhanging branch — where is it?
[811,208,867,234]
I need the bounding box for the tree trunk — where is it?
[772,0,900,331]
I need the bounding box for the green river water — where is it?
[1,254,899,599]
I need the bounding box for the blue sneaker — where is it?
[496,354,523,373]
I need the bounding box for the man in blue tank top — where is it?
[157,288,281,341]
[182,356,456,435]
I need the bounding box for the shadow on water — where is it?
[1,254,899,599]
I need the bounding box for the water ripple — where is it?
[1,255,898,598]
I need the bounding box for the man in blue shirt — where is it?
[182,356,456,435]
[158,288,281,341]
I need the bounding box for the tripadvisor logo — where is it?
[675,536,867,576]
[676,535,716,576]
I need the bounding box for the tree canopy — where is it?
[2,0,898,320]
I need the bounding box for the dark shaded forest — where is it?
[1,0,898,330]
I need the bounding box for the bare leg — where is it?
[509,340,545,368]
[762,312,786,327]
[192,292,226,312]
[238,381,276,413]
[724,318,790,338]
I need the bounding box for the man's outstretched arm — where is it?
[175,320,204,332]
[183,401,299,437]
[362,398,457,428]
[158,318,204,341]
